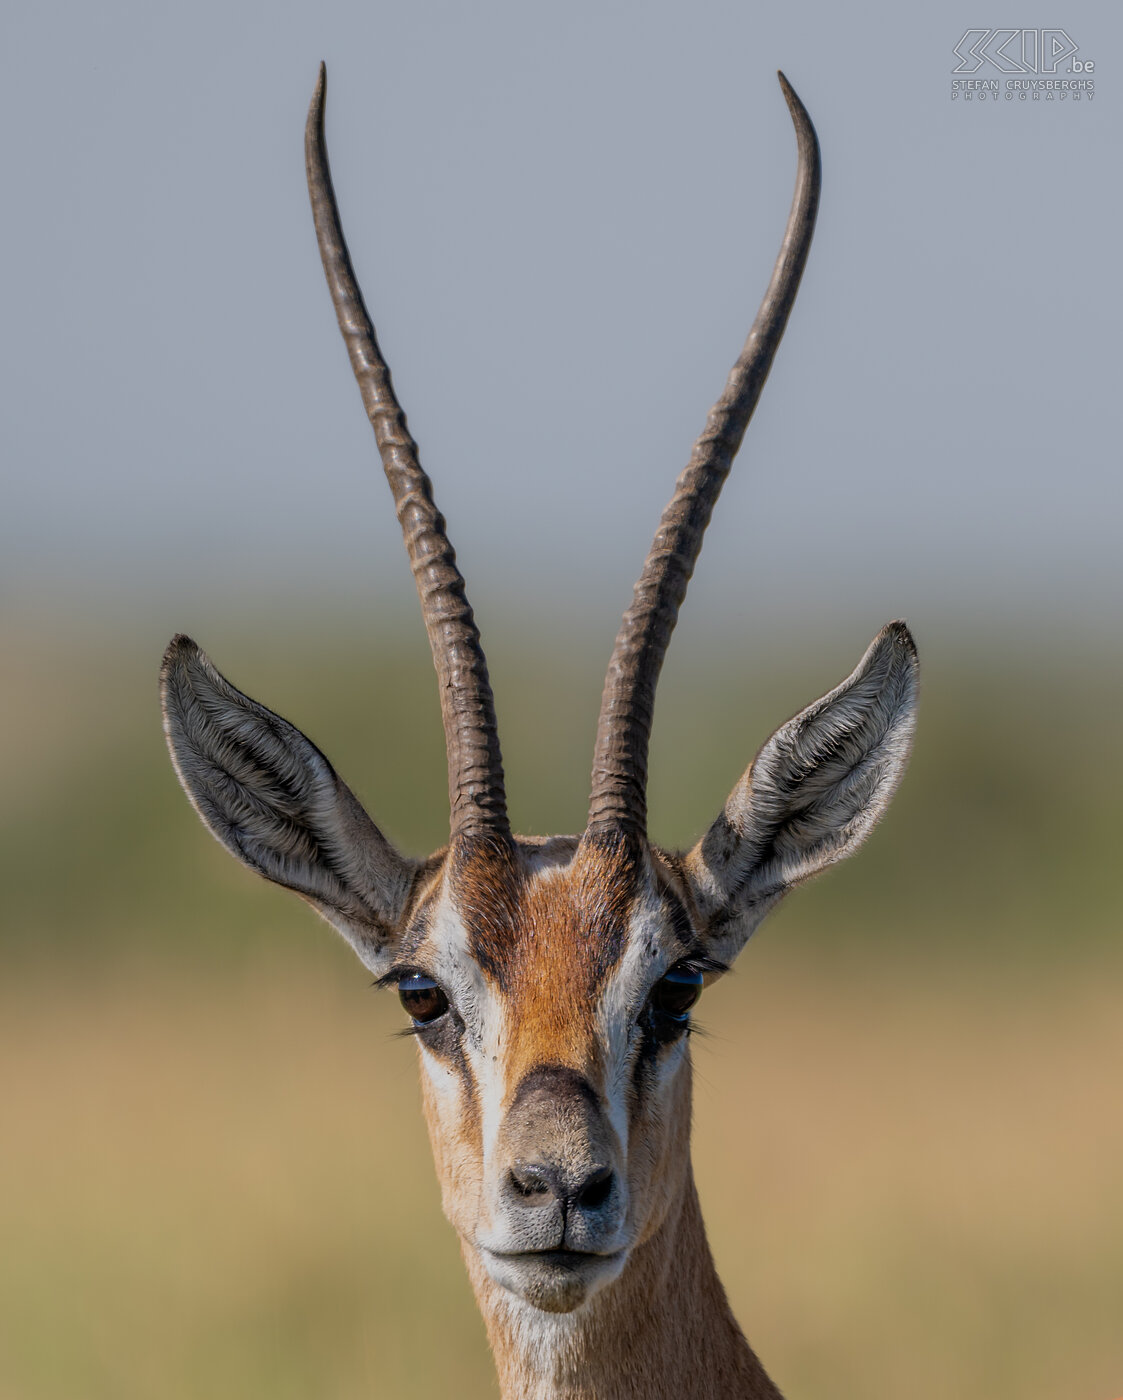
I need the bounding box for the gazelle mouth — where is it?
[489,1248,625,1270]
[480,1245,628,1313]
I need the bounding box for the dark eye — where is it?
[398,974,449,1025]
[648,965,704,1027]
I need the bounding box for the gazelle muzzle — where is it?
[479,1066,630,1313]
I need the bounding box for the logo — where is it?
[950,29,1096,102]
[952,29,1088,74]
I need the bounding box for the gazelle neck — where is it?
[465,1171,782,1400]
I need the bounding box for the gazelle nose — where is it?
[508,1161,616,1213]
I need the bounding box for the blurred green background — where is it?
[2,603,1120,1400]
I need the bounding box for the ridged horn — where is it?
[585,72,822,840]
[305,63,509,840]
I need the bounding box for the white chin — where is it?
[481,1248,626,1314]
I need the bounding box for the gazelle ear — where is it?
[160,635,419,974]
[684,622,918,965]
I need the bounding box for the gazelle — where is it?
[161,65,918,1400]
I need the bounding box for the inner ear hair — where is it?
[160,634,418,969]
[685,621,918,961]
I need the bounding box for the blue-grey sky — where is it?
[3,0,1119,644]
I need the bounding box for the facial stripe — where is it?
[595,871,694,1152]
[457,831,641,1095]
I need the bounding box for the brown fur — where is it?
[452,832,641,1092]
[469,1172,782,1399]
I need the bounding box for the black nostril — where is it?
[508,1161,615,1212]
[509,1162,559,1200]
[575,1165,614,1212]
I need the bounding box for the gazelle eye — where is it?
[398,974,449,1024]
[648,965,704,1024]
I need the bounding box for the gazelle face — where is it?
[162,618,918,1315]
[394,834,709,1313]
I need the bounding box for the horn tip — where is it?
[307,61,327,146]
[775,69,820,166]
[776,69,802,114]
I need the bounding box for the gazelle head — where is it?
[162,67,917,1320]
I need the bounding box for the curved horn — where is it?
[585,73,822,840]
[305,64,509,840]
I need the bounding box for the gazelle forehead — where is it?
[411,834,696,1075]
[453,833,638,995]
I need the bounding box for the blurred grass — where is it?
[1,607,1121,1399]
